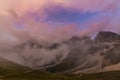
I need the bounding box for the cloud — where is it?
[0,0,120,67]
[0,0,120,43]
[0,0,118,16]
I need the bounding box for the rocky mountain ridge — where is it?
[0,31,120,74]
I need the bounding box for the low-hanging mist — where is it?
[0,0,120,72]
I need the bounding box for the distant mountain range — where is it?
[0,31,120,74]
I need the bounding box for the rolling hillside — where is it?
[0,70,120,80]
[0,57,29,76]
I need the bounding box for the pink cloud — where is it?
[0,0,120,67]
[0,0,120,44]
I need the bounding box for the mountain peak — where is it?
[95,31,120,43]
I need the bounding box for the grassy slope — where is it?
[0,58,29,76]
[2,70,81,80]
[85,70,120,80]
[0,58,120,80]
[0,70,119,80]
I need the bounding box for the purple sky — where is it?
[0,0,120,43]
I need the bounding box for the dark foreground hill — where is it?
[1,70,120,80]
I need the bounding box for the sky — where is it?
[0,0,120,43]
[0,0,120,67]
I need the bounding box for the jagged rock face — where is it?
[95,31,120,43]
[46,37,100,72]
[102,46,120,67]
